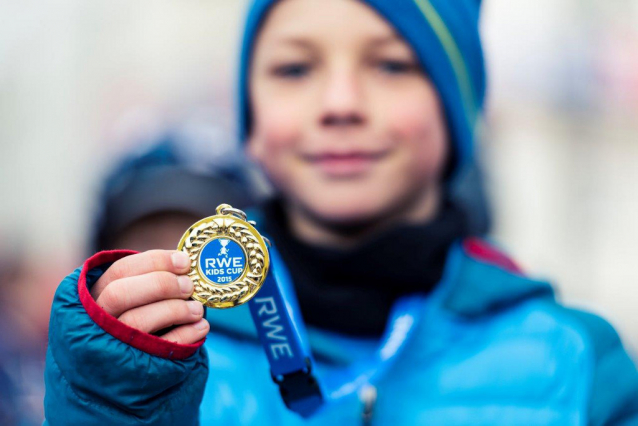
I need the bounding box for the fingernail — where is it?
[178,276,193,295]
[188,301,203,315]
[194,319,209,330]
[172,252,189,270]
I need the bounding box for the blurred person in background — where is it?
[0,245,27,425]
[90,124,257,254]
[44,0,638,425]
[0,244,54,425]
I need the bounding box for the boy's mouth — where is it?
[300,150,391,178]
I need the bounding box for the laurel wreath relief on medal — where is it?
[181,216,267,308]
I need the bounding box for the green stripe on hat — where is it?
[413,0,478,124]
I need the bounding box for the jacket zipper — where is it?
[360,384,377,426]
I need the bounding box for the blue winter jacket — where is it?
[44,238,638,425]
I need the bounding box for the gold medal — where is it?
[177,204,269,309]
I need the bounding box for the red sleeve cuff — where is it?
[78,250,205,360]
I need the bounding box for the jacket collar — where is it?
[439,238,554,317]
[205,238,554,363]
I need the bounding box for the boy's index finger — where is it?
[91,250,190,299]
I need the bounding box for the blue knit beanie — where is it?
[238,0,486,178]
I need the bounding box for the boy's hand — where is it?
[91,250,209,345]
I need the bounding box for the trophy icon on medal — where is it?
[218,239,230,257]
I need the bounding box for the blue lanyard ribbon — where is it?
[247,245,425,418]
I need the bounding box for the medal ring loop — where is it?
[217,205,248,221]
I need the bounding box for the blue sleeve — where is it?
[44,254,209,425]
[568,309,638,425]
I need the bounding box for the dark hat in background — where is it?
[91,122,257,253]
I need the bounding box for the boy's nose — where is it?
[319,71,366,128]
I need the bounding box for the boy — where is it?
[44,0,638,424]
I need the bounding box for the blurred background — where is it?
[0,0,637,423]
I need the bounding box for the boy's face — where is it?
[248,0,448,226]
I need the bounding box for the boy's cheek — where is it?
[247,127,300,186]
[379,81,444,136]
[385,95,441,140]
[252,105,304,151]
[247,117,299,172]
[385,98,448,178]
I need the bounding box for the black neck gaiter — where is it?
[261,196,469,336]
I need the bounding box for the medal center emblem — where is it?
[198,238,246,284]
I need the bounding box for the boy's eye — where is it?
[271,63,311,79]
[376,59,419,75]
